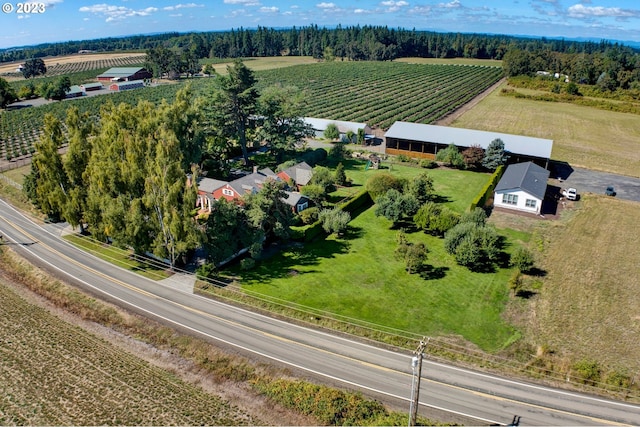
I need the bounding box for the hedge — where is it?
[469,164,505,211]
[339,188,372,215]
[291,189,373,242]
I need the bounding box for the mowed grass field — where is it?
[451,82,640,177]
[513,195,640,374]
[0,278,257,426]
[235,163,520,352]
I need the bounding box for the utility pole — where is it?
[409,337,429,427]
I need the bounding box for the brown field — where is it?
[451,82,640,177]
[504,195,640,377]
[394,57,502,67]
[0,275,260,425]
[0,52,146,75]
[209,56,318,75]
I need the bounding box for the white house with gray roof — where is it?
[494,162,550,215]
[384,122,553,168]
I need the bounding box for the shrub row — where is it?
[250,377,390,426]
[469,164,505,211]
[339,188,373,215]
[500,88,640,115]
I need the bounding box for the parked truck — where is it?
[562,187,577,200]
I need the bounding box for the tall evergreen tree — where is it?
[207,59,258,166]
[482,138,508,170]
[256,83,313,161]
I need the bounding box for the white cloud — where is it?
[224,0,261,5]
[438,0,462,9]
[164,3,204,11]
[316,2,336,9]
[381,1,408,7]
[79,4,159,22]
[381,0,409,12]
[259,6,279,13]
[568,4,640,19]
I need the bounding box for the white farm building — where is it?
[304,117,373,141]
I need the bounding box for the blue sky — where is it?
[2,1,640,49]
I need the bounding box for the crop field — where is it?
[1,60,502,167]
[0,82,182,163]
[256,61,504,129]
[0,53,146,79]
[0,278,257,425]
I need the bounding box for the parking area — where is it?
[551,163,640,202]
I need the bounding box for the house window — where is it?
[502,194,518,205]
[222,188,234,197]
[525,199,537,208]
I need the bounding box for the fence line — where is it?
[0,158,31,174]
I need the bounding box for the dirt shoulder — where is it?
[0,252,319,426]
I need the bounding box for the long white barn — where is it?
[384,122,553,167]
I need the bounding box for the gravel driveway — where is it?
[551,163,640,202]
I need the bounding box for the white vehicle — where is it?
[562,187,577,200]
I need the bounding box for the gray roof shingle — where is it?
[495,162,550,200]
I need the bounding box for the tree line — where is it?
[2,25,636,64]
[502,45,640,90]
[23,61,313,269]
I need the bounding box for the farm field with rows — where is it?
[255,61,504,129]
[0,278,258,425]
[1,60,502,166]
[0,53,146,79]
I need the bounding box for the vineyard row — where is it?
[1,62,503,162]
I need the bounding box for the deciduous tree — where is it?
[31,114,68,220]
[323,123,339,140]
[374,189,419,225]
[62,107,93,232]
[21,58,46,79]
[245,180,293,248]
[319,207,350,235]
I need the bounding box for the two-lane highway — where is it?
[1,199,639,426]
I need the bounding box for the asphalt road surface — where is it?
[1,199,639,426]
[553,164,640,202]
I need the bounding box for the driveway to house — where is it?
[552,165,640,202]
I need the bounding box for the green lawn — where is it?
[332,158,491,213]
[239,207,518,352]
[234,165,521,352]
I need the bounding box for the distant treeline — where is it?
[1,25,637,63]
[503,46,640,90]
